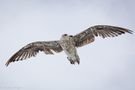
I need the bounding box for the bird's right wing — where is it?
[5,41,63,66]
[73,25,133,47]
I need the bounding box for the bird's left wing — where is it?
[73,25,133,47]
[5,41,63,66]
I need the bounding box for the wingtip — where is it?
[5,61,10,67]
[128,30,134,34]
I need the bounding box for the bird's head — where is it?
[62,34,74,39]
[62,34,68,37]
[62,34,73,37]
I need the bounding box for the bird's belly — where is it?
[64,46,76,57]
[62,44,78,60]
[60,40,80,64]
[60,41,76,54]
[59,39,79,60]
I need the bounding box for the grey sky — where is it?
[0,0,135,90]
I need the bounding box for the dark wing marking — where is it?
[5,41,63,66]
[74,25,133,47]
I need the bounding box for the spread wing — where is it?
[5,41,63,66]
[74,25,133,47]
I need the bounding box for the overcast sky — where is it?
[0,0,135,90]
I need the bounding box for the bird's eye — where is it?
[69,35,73,37]
[64,34,67,36]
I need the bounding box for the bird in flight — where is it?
[5,25,133,66]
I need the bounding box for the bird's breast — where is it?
[60,40,72,49]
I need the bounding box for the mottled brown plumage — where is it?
[5,41,62,66]
[74,25,132,47]
[5,25,133,66]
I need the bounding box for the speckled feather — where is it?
[5,41,62,66]
[74,25,133,47]
[6,25,133,66]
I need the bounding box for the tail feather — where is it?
[67,57,80,65]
